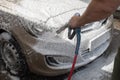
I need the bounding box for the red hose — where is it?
[67,13,81,80]
[68,55,78,80]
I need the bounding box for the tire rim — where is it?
[1,41,20,74]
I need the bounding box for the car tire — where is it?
[0,32,28,76]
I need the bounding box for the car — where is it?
[0,0,113,76]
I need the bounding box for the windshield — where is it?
[80,0,91,3]
[7,0,91,3]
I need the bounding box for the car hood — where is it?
[0,0,88,30]
[18,0,87,21]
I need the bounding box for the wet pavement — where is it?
[0,19,120,80]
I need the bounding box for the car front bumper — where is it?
[16,17,113,76]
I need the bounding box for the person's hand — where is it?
[69,16,81,28]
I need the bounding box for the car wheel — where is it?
[0,32,28,76]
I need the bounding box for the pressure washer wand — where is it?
[68,13,81,80]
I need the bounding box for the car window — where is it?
[5,0,91,3]
[80,0,91,3]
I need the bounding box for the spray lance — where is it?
[56,13,81,80]
[67,13,81,80]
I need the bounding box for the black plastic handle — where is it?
[68,13,80,40]
[68,28,76,39]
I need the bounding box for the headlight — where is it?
[25,23,45,37]
[20,19,47,37]
[27,24,44,37]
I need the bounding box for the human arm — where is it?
[69,0,120,28]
